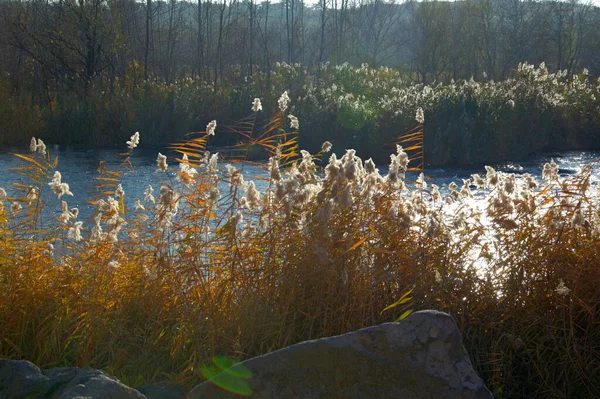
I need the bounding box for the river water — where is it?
[1,147,599,221]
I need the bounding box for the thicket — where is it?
[0,98,599,398]
[1,62,599,166]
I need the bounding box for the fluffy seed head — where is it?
[29,137,38,153]
[288,114,300,130]
[415,107,425,124]
[278,91,290,112]
[68,221,83,241]
[36,139,47,155]
[251,98,262,112]
[555,279,570,297]
[156,153,168,172]
[206,120,217,136]
[126,132,140,150]
[48,171,73,199]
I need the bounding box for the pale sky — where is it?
[295,0,600,6]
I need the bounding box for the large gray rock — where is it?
[0,359,145,399]
[191,310,493,398]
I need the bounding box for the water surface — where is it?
[1,147,599,221]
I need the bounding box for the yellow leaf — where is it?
[345,236,368,253]
[12,153,46,170]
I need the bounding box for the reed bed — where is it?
[0,97,599,398]
[2,62,599,167]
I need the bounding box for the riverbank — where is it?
[2,62,599,166]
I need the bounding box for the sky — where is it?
[294,0,600,6]
[289,0,600,8]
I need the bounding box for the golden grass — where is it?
[0,112,599,398]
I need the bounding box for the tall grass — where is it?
[0,98,599,398]
[2,62,599,167]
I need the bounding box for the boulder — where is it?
[0,359,145,399]
[190,310,493,398]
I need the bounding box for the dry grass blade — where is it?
[394,121,424,173]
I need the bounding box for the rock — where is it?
[136,382,189,399]
[0,359,51,398]
[190,310,493,398]
[0,359,145,399]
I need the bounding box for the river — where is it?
[1,147,599,222]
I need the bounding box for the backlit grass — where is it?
[0,97,599,398]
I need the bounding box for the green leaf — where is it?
[396,309,413,322]
[380,288,414,316]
